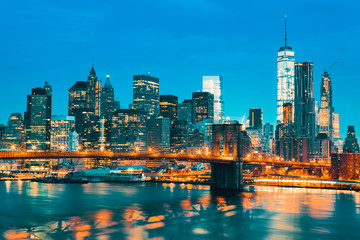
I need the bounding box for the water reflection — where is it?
[1,182,360,239]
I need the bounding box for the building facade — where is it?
[24,84,52,150]
[202,76,224,123]
[294,62,316,154]
[192,92,214,123]
[3,113,25,145]
[146,117,170,152]
[318,71,334,140]
[133,74,159,116]
[343,126,359,153]
[50,115,77,151]
[85,66,101,116]
[160,95,178,125]
[276,18,295,124]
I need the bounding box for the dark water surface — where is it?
[1,181,360,239]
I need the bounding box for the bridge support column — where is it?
[210,161,243,190]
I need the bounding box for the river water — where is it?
[1,181,360,239]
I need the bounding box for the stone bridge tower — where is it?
[211,123,251,190]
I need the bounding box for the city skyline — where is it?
[1,1,359,138]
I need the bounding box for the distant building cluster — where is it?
[0,66,225,168]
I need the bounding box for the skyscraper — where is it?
[249,108,262,129]
[146,117,170,152]
[343,126,359,153]
[50,115,77,151]
[111,109,139,152]
[277,16,295,124]
[24,84,52,150]
[294,62,316,153]
[85,66,102,116]
[192,92,214,123]
[160,95,178,125]
[3,113,25,145]
[68,81,87,134]
[318,71,334,139]
[178,101,193,124]
[101,74,117,117]
[202,76,224,123]
[133,74,159,116]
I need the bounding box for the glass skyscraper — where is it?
[277,16,295,124]
[202,76,223,124]
[133,74,159,117]
[319,71,334,140]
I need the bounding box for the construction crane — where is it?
[325,61,338,73]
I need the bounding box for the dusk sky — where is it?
[1,0,359,138]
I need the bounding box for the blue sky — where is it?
[0,0,359,138]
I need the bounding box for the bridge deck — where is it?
[0,151,330,168]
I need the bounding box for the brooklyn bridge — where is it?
[0,124,329,190]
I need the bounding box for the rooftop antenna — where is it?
[284,15,287,47]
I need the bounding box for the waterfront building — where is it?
[133,74,159,116]
[3,113,25,145]
[24,84,52,150]
[202,76,224,123]
[313,133,331,158]
[178,100,193,124]
[343,126,359,153]
[160,95,178,125]
[85,66,102,116]
[294,62,316,154]
[277,16,295,124]
[331,153,360,180]
[50,115,77,151]
[278,136,309,162]
[68,81,88,134]
[192,92,214,123]
[111,109,139,152]
[318,71,334,140]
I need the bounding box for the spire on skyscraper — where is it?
[89,66,96,76]
[285,15,287,48]
[103,73,113,89]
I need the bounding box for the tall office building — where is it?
[101,74,117,117]
[170,120,188,153]
[262,123,274,154]
[68,81,87,134]
[82,112,100,150]
[277,16,295,123]
[146,117,170,152]
[343,126,359,153]
[318,71,334,139]
[249,108,262,129]
[192,92,214,123]
[202,76,224,123]
[160,95,178,125]
[0,125,7,141]
[178,100,193,124]
[133,74,159,116]
[85,66,102,116]
[24,85,52,150]
[294,62,316,153]
[50,115,77,151]
[111,109,139,152]
[3,113,25,145]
